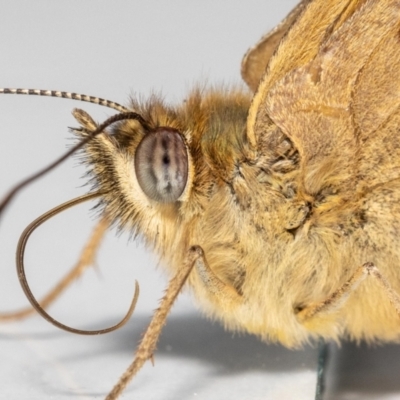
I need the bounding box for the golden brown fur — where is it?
[73,0,400,351]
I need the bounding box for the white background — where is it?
[0,1,400,399]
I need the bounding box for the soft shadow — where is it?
[325,341,400,398]
[59,312,319,374]
[8,312,400,398]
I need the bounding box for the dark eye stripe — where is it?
[135,128,188,203]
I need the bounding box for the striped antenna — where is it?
[0,88,130,113]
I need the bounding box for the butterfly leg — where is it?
[0,216,109,321]
[105,245,199,400]
[296,262,400,324]
[193,245,243,309]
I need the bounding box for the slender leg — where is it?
[0,216,108,321]
[105,245,200,400]
[370,265,400,314]
[297,262,400,323]
[194,247,243,309]
[298,262,400,400]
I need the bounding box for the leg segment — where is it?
[296,262,400,324]
[105,245,200,400]
[194,247,243,308]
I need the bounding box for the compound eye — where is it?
[134,128,188,203]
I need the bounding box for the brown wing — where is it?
[246,0,363,149]
[352,23,400,190]
[249,0,400,196]
[241,0,309,92]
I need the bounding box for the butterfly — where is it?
[1,0,400,399]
